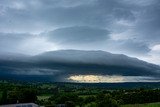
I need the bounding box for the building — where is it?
[0,103,39,107]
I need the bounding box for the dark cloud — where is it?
[135,1,160,43]
[0,33,33,53]
[0,0,160,65]
[107,39,151,55]
[0,50,160,82]
[0,0,136,32]
[44,26,109,44]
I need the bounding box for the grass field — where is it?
[121,102,160,107]
[37,94,52,100]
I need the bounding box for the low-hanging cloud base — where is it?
[0,50,160,83]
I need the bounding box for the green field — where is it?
[37,94,52,100]
[121,102,160,107]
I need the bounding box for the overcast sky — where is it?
[0,0,160,65]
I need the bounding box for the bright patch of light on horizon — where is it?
[68,75,159,83]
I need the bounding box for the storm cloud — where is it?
[0,50,160,82]
[45,26,109,44]
[0,0,160,64]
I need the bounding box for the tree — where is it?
[65,101,75,107]
[0,90,7,104]
[96,94,119,107]
[54,93,78,104]
[84,96,96,104]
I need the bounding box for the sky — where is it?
[0,0,160,65]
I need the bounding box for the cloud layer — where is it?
[0,50,160,82]
[45,26,109,44]
[0,0,160,65]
